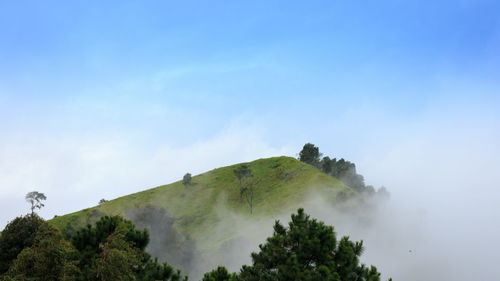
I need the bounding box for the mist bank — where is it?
[127,192,393,280]
[355,110,500,281]
[133,175,499,281]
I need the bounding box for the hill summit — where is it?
[51,156,354,278]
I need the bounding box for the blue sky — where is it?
[1,0,500,230]
[1,2,500,279]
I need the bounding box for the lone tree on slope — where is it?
[25,191,47,214]
[243,178,261,214]
[182,173,192,187]
[234,165,252,202]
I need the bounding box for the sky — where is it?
[0,1,500,277]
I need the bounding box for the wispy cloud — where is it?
[0,123,292,227]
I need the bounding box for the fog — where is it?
[353,106,500,280]
[170,157,500,281]
[1,97,499,280]
[142,103,500,280]
[0,0,498,278]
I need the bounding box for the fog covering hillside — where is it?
[9,133,500,281]
[51,156,360,279]
[43,131,500,281]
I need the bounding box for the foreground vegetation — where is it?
[0,209,390,281]
[0,213,186,281]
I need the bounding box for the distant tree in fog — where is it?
[377,186,390,199]
[244,178,260,214]
[234,165,252,202]
[299,143,374,194]
[25,191,46,214]
[321,156,333,174]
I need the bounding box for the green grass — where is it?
[51,156,353,250]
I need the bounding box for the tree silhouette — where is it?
[182,173,192,187]
[238,208,388,281]
[243,179,260,214]
[25,191,47,214]
[299,143,322,167]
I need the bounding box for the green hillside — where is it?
[50,156,355,278]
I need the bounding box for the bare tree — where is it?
[234,165,252,202]
[25,191,47,214]
[244,179,260,214]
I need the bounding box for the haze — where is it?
[1,1,499,280]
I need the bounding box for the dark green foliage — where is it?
[71,216,149,253]
[299,143,322,167]
[237,209,388,281]
[138,258,185,281]
[321,157,366,192]
[0,214,45,274]
[300,143,374,193]
[0,214,186,281]
[71,216,147,280]
[328,158,366,193]
[94,230,140,281]
[321,156,333,174]
[5,224,80,281]
[202,266,237,281]
[70,215,185,281]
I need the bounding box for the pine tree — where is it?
[202,266,237,281]
[238,209,389,281]
[70,215,186,281]
[5,224,80,281]
[95,230,140,281]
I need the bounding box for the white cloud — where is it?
[0,125,292,228]
[352,104,500,281]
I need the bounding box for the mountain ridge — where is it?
[50,156,356,277]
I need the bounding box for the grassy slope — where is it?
[51,156,353,249]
